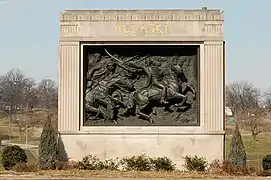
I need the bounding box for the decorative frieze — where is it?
[204,24,223,34]
[60,10,224,22]
[60,24,79,36]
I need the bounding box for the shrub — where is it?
[150,157,176,171]
[76,154,177,171]
[261,169,271,176]
[100,158,120,170]
[208,159,255,175]
[12,162,38,172]
[183,155,207,172]
[76,155,104,170]
[208,159,223,173]
[76,155,120,171]
[1,145,27,170]
[75,154,177,171]
[228,123,247,166]
[39,119,58,170]
[120,154,152,171]
[262,155,271,170]
[55,160,78,170]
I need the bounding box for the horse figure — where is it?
[131,63,193,123]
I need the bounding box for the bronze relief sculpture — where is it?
[84,46,198,126]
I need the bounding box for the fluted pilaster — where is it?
[201,41,224,132]
[58,42,80,132]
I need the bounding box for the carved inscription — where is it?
[116,24,168,35]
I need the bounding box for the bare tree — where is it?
[263,87,271,112]
[0,69,40,140]
[37,79,58,110]
[226,81,269,141]
[244,108,266,140]
[226,81,261,117]
[23,77,38,109]
[0,68,28,113]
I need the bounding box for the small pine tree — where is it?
[228,123,247,166]
[39,118,58,170]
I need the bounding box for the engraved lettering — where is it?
[116,24,121,32]
[150,24,155,33]
[140,24,147,33]
[155,24,163,33]
[116,24,169,36]
[130,24,136,35]
[122,25,130,34]
[164,24,168,33]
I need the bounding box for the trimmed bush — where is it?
[76,154,176,171]
[12,162,38,172]
[100,158,120,170]
[76,155,104,170]
[228,123,247,166]
[262,155,271,170]
[1,145,27,170]
[39,119,58,170]
[120,154,152,171]
[150,157,176,171]
[183,155,207,172]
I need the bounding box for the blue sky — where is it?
[0,0,270,90]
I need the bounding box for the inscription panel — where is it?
[66,21,206,38]
[60,21,223,38]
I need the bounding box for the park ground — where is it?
[0,170,270,179]
[0,112,271,179]
[0,171,270,179]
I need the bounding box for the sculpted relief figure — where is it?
[85,54,136,124]
[84,48,198,125]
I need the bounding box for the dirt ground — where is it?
[0,176,270,180]
[0,171,270,180]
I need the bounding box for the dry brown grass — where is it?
[0,110,53,145]
[0,170,260,179]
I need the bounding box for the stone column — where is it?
[201,41,225,132]
[58,42,80,132]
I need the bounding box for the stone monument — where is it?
[58,8,225,169]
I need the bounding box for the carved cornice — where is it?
[60,42,79,46]
[60,10,224,21]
